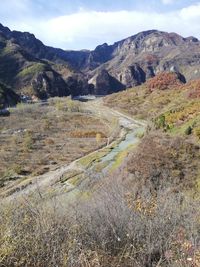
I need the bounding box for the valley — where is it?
[1,23,200,107]
[0,98,144,198]
[0,20,200,267]
[1,85,200,266]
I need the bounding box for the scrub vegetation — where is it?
[0,98,110,192]
[1,73,200,266]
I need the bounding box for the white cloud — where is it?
[180,3,200,19]
[38,3,200,49]
[3,2,200,50]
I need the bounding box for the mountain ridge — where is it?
[1,22,200,106]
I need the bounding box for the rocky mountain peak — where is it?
[1,22,200,104]
[185,36,199,43]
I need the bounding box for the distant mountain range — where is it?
[1,22,200,106]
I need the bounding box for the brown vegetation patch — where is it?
[146,72,183,91]
[0,100,110,188]
[125,133,200,192]
[69,130,107,138]
[181,79,200,98]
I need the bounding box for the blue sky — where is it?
[1,0,200,50]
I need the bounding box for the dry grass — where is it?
[0,95,200,266]
[0,165,199,267]
[0,98,110,189]
[104,77,200,142]
[104,84,185,120]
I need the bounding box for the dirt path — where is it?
[2,99,146,200]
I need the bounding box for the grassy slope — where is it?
[104,79,200,142]
[104,77,200,194]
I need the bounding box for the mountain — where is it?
[0,23,92,106]
[86,30,200,88]
[1,22,200,106]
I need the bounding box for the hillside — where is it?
[1,20,200,266]
[0,82,19,108]
[1,23,200,105]
[88,31,200,86]
[104,72,200,141]
[0,24,93,106]
[0,72,200,266]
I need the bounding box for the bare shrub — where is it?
[69,177,200,267]
[1,132,200,266]
[0,197,71,267]
[0,178,199,267]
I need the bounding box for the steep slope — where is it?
[104,72,200,141]
[0,28,72,101]
[0,23,89,70]
[1,22,200,102]
[0,23,92,104]
[89,69,125,95]
[88,30,200,89]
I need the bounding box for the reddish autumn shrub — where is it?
[181,79,200,98]
[147,72,183,91]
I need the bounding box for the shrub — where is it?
[147,72,182,91]
[23,130,34,151]
[185,126,192,135]
[42,118,52,130]
[55,99,67,111]
[182,79,200,98]
[67,100,81,112]
[194,127,200,139]
[45,138,55,145]
[0,182,199,267]
[154,114,166,129]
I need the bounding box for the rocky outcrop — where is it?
[88,30,200,89]
[0,23,90,102]
[1,22,200,101]
[118,64,146,88]
[89,69,125,95]
[66,73,94,97]
[31,71,70,99]
[0,82,19,108]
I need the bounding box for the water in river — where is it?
[101,129,140,163]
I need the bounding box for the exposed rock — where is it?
[66,73,93,96]
[118,64,146,88]
[90,69,125,95]
[0,82,19,108]
[31,71,70,99]
[86,30,200,88]
[0,23,80,103]
[1,22,200,102]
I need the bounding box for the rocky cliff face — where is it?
[1,22,200,105]
[0,23,92,103]
[89,69,125,95]
[118,64,146,88]
[87,30,200,89]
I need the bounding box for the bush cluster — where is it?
[147,72,182,91]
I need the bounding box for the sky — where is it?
[1,0,200,50]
